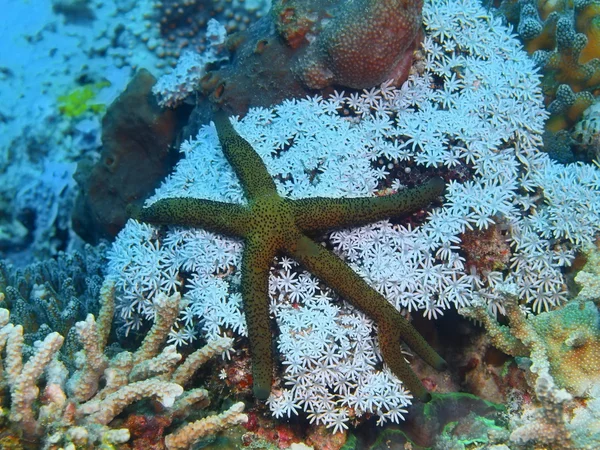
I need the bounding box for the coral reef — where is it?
[107,0,600,432]
[52,0,94,20]
[497,0,600,160]
[460,276,600,448]
[0,0,164,264]
[0,278,247,448]
[144,0,269,64]
[460,224,511,276]
[500,0,600,103]
[152,19,229,109]
[368,393,506,448]
[0,243,106,361]
[6,0,600,446]
[198,16,305,116]
[461,291,600,397]
[12,161,78,263]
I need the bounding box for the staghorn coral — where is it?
[133,109,447,402]
[0,278,247,449]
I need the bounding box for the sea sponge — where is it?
[57,82,109,118]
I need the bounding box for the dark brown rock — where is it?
[73,69,187,243]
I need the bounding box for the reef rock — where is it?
[202,0,423,115]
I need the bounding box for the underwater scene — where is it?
[2,0,600,448]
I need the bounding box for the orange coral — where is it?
[502,0,600,131]
[578,0,600,62]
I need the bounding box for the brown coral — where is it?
[72,69,186,243]
[293,0,424,89]
[201,0,424,116]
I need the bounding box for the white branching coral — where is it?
[0,280,246,449]
[108,0,600,430]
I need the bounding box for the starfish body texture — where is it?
[135,111,447,401]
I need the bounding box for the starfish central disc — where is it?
[134,110,447,401]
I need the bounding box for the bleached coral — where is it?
[165,401,247,450]
[108,0,600,430]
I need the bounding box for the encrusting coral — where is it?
[291,0,424,89]
[0,279,247,449]
[132,110,447,402]
[460,280,600,448]
[199,0,426,116]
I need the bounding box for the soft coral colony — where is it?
[108,0,600,436]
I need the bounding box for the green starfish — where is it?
[134,110,447,401]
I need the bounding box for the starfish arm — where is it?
[241,234,277,400]
[133,198,251,237]
[290,235,446,401]
[213,110,278,200]
[289,177,445,232]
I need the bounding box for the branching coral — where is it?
[498,0,600,141]
[0,243,107,363]
[0,279,247,449]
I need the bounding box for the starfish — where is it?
[133,110,447,401]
